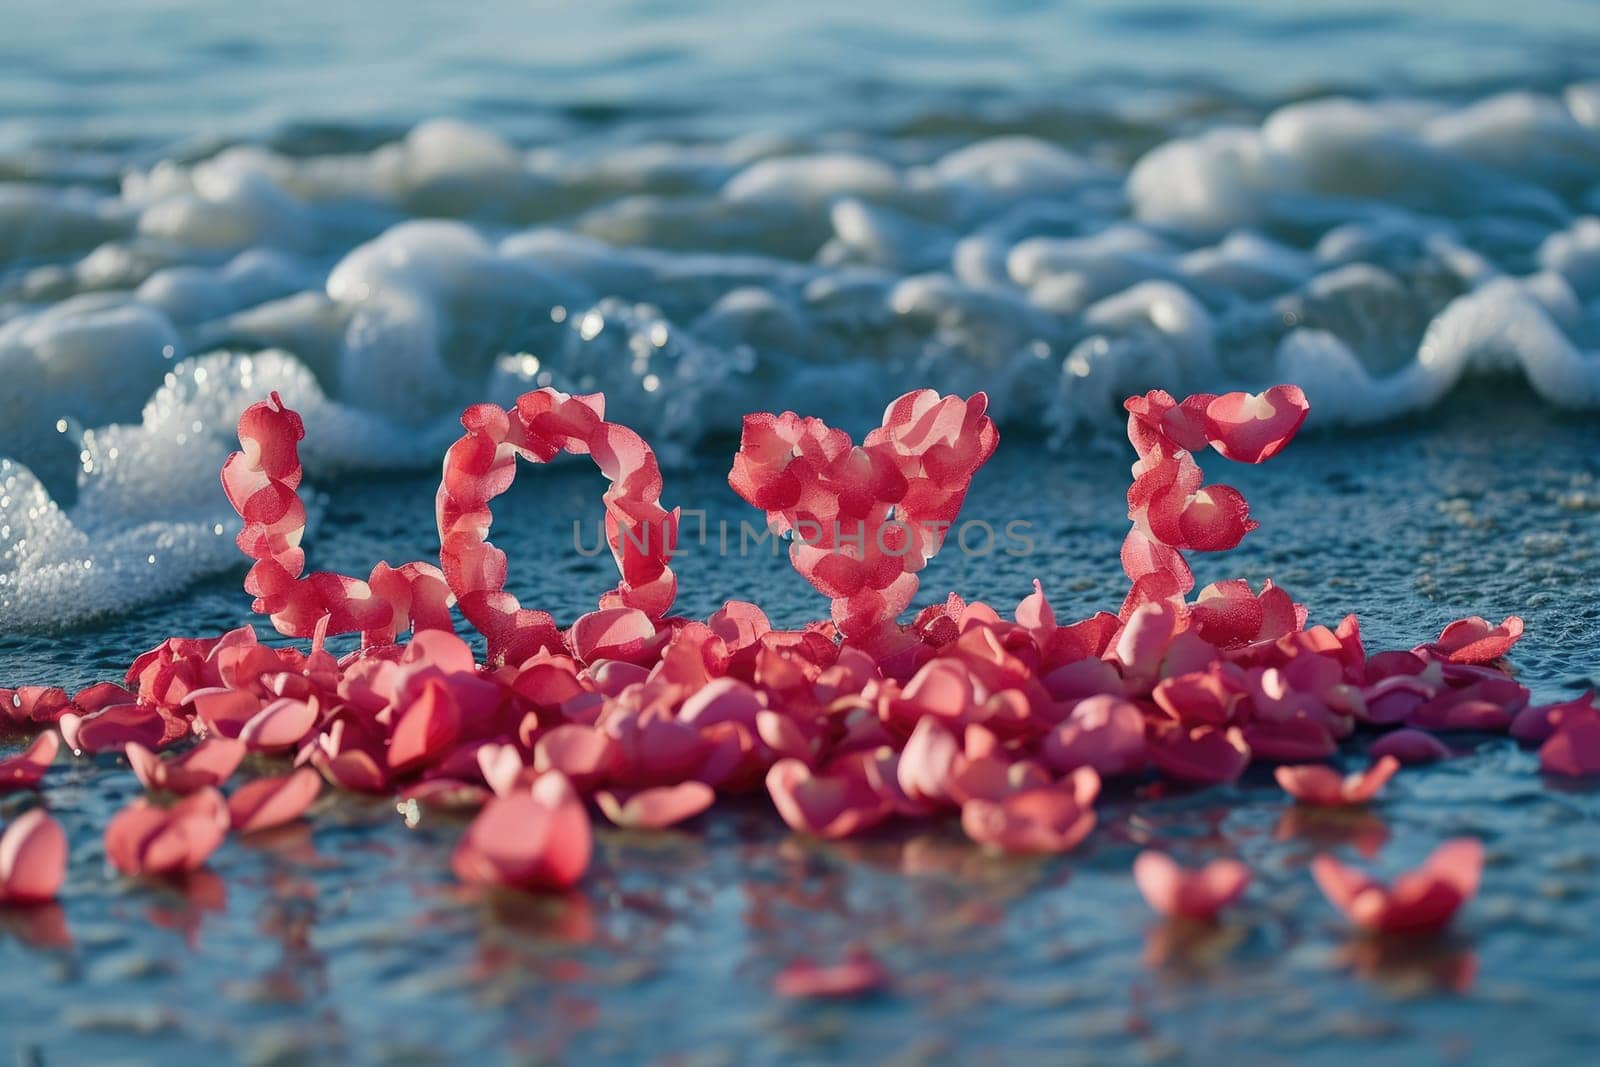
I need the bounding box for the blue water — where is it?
[3,3,1600,1063]
[5,0,1600,149]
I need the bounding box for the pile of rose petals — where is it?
[1,382,1591,948]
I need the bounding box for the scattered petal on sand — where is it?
[1426,616,1525,665]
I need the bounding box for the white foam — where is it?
[1541,217,1600,298]
[930,136,1106,197]
[0,297,180,480]
[1273,281,1600,424]
[722,152,901,204]
[138,166,313,251]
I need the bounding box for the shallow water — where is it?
[3,391,1598,1064]
[4,2,1600,1062]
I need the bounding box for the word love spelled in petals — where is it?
[0,382,1546,927]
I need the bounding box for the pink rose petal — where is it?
[451,772,591,892]
[228,768,323,833]
[239,696,319,753]
[1134,850,1251,921]
[960,768,1099,854]
[105,788,230,876]
[1540,714,1600,777]
[1312,838,1482,934]
[60,703,168,755]
[596,782,715,829]
[0,809,68,905]
[127,738,247,794]
[1275,756,1399,807]
[1371,729,1452,765]
[766,758,889,839]
[1428,616,1525,665]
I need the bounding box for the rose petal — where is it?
[105,788,230,876]
[1134,850,1251,921]
[1370,728,1452,765]
[596,782,715,829]
[228,768,323,833]
[774,950,890,999]
[451,772,591,891]
[0,809,68,905]
[0,733,59,792]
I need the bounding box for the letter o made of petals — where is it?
[435,388,679,665]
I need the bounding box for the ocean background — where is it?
[2,1,1600,1062]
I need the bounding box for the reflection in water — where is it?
[144,869,228,947]
[1275,806,1391,859]
[0,902,72,950]
[1339,935,1478,996]
[1143,918,1250,971]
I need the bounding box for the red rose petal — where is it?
[0,733,58,792]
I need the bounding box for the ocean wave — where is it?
[4,88,1600,630]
